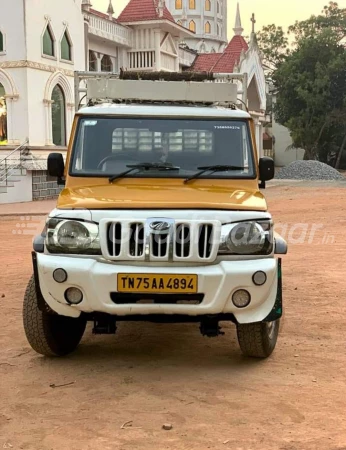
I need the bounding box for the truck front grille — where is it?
[103,219,218,262]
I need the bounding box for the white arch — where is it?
[0,69,18,97]
[44,71,74,146]
[0,69,19,145]
[44,71,73,104]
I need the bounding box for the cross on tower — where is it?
[251,13,256,33]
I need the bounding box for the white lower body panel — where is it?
[36,254,279,324]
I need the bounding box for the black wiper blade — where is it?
[109,163,180,183]
[184,165,245,184]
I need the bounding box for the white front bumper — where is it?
[37,254,278,324]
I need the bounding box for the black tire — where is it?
[236,319,280,358]
[23,276,87,357]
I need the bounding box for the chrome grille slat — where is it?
[175,223,191,258]
[130,223,144,257]
[107,222,122,257]
[203,226,208,258]
[198,224,213,259]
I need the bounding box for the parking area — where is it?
[1,182,346,450]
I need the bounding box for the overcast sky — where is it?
[92,0,346,38]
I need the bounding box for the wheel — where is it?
[23,276,87,357]
[236,319,280,358]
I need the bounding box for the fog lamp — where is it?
[65,287,83,305]
[232,289,251,308]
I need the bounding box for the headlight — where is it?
[219,221,273,255]
[46,219,101,255]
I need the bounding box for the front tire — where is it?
[23,276,86,357]
[236,319,280,358]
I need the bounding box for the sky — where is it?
[93,0,346,38]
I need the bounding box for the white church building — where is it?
[0,0,267,204]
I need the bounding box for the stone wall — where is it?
[32,170,63,201]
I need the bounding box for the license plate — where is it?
[117,274,198,294]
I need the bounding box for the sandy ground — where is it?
[1,184,346,450]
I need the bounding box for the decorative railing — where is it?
[127,51,155,70]
[88,15,132,47]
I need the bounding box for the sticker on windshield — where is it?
[214,125,241,130]
[84,120,98,126]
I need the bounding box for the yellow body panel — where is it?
[57,177,267,211]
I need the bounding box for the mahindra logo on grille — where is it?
[150,221,171,231]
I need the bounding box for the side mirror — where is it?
[259,157,275,189]
[48,153,65,185]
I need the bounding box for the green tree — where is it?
[257,24,289,74]
[273,29,346,160]
[288,1,346,43]
[258,2,346,163]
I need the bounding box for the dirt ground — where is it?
[1,184,346,450]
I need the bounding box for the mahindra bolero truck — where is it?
[23,71,287,358]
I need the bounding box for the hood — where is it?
[57,179,267,211]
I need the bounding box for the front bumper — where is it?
[35,253,280,324]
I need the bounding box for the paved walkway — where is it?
[0,199,56,216]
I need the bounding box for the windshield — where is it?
[70,117,256,180]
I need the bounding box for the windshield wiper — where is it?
[109,163,180,183]
[184,165,245,184]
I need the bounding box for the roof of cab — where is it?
[77,103,251,119]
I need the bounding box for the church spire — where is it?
[233,3,244,36]
[81,0,92,12]
[107,0,114,18]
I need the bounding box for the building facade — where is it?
[166,0,228,53]
[0,0,267,204]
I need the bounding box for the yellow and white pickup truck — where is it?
[23,71,287,358]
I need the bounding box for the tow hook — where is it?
[93,316,117,335]
[200,319,225,338]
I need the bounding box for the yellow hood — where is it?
[57,179,267,211]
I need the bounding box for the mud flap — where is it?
[263,258,282,322]
[32,251,55,314]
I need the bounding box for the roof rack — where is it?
[74,70,248,111]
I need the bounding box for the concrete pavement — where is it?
[0,199,56,217]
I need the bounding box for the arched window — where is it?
[89,50,97,71]
[205,0,211,11]
[0,31,4,53]
[175,0,182,9]
[51,85,66,146]
[0,83,7,145]
[189,0,196,9]
[205,21,211,33]
[43,24,55,57]
[101,55,112,72]
[217,24,220,35]
[217,1,220,14]
[61,30,72,61]
[189,20,196,32]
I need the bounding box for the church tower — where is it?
[165,0,228,53]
